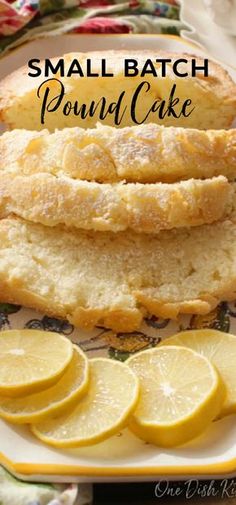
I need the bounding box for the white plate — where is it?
[0,33,202,79]
[2,302,236,484]
[0,33,236,484]
[0,32,235,80]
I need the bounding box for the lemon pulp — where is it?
[127,346,224,447]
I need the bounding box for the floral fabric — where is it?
[0,465,92,505]
[0,0,183,54]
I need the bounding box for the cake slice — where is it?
[0,51,235,130]
[0,217,236,332]
[0,173,232,233]
[0,124,236,183]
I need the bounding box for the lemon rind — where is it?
[0,330,73,397]
[127,346,225,447]
[0,345,89,424]
[32,357,140,448]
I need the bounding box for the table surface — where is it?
[93,481,236,504]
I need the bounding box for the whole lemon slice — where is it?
[0,346,88,423]
[127,346,224,447]
[32,357,139,447]
[163,329,236,416]
[0,330,73,396]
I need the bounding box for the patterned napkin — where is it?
[0,466,92,505]
[0,0,184,54]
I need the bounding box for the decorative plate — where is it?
[0,34,236,483]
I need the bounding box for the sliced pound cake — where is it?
[0,174,232,233]
[0,124,236,183]
[0,217,236,332]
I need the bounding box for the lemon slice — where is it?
[0,345,89,423]
[0,330,73,396]
[127,346,224,447]
[163,329,236,416]
[32,357,139,447]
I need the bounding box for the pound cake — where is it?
[0,50,235,131]
[0,124,236,183]
[0,217,236,332]
[0,173,232,233]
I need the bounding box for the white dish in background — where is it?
[203,0,236,36]
[180,0,236,68]
[0,34,236,483]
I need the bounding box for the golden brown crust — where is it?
[0,125,236,183]
[0,50,235,130]
[0,173,232,233]
[0,217,236,332]
[0,286,142,333]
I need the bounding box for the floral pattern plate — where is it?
[0,34,236,483]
